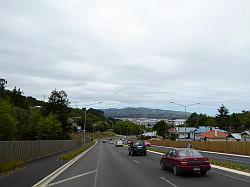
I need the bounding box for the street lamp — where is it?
[170,102,200,141]
[84,101,102,145]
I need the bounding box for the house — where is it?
[175,127,196,141]
[168,119,186,126]
[241,131,250,142]
[142,131,157,138]
[229,133,242,141]
[190,126,215,141]
[200,130,230,141]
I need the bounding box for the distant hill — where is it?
[101,107,190,119]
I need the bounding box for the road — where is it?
[45,142,250,187]
[150,145,250,167]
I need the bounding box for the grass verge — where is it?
[0,161,25,173]
[60,142,95,161]
[147,147,250,173]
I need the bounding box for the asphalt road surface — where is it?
[150,145,250,167]
[46,142,250,187]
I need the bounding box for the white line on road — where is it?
[160,177,178,187]
[93,146,102,187]
[48,170,97,186]
[134,160,140,164]
[210,170,250,184]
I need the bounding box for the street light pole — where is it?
[83,101,102,145]
[170,102,200,141]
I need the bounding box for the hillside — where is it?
[101,107,190,119]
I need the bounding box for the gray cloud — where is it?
[1,0,250,115]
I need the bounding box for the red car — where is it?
[144,140,151,147]
[160,148,211,176]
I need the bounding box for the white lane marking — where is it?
[160,177,178,187]
[210,170,250,184]
[93,146,102,187]
[33,141,98,187]
[134,160,140,164]
[48,170,97,186]
[151,145,250,158]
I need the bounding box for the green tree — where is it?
[153,120,170,137]
[46,89,70,136]
[0,100,16,140]
[36,114,63,140]
[216,105,230,130]
[0,79,7,98]
[186,113,199,127]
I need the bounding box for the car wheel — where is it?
[160,161,166,170]
[173,165,179,176]
[129,151,131,155]
[200,171,207,176]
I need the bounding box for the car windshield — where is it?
[178,149,202,157]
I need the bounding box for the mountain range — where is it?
[101,107,191,119]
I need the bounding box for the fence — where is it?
[149,139,250,156]
[0,140,79,164]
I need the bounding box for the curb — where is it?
[146,150,250,177]
[32,141,98,187]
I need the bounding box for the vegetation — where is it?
[0,78,115,141]
[89,131,116,140]
[113,120,143,135]
[152,120,174,137]
[210,159,250,173]
[187,105,250,132]
[0,161,25,173]
[60,142,95,161]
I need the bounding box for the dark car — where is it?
[160,148,211,176]
[128,141,147,156]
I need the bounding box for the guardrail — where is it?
[149,139,250,156]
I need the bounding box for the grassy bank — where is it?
[147,147,250,173]
[0,161,25,173]
[60,142,95,161]
[89,131,116,140]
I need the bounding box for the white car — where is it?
[116,140,124,147]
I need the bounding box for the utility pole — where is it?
[170,102,200,141]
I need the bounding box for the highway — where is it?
[45,142,250,187]
[150,145,250,167]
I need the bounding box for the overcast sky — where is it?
[1,0,250,115]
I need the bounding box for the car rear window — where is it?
[178,149,202,157]
[134,142,144,146]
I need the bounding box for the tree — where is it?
[153,120,170,137]
[186,113,199,127]
[0,100,16,140]
[216,105,230,130]
[46,89,70,135]
[113,121,143,135]
[36,114,63,140]
[229,113,242,132]
[0,78,7,98]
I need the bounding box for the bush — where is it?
[36,114,63,140]
[0,100,16,140]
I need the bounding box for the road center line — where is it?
[160,177,178,187]
[93,145,102,187]
[48,170,97,186]
[210,171,250,184]
[134,160,140,164]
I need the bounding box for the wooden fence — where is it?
[149,139,250,156]
[0,140,79,164]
